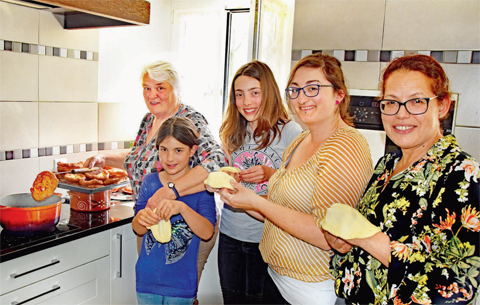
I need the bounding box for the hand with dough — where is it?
[204,171,236,191]
[132,206,160,237]
[238,165,276,184]
[322,204,391,267]
[322,203,380,254]
[147,208,172,243]
[322,203,380,239]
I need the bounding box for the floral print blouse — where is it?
[124,103,227,202]
[330,135,480,305]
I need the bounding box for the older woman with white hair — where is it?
[85,60,227,281]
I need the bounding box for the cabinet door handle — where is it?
[116,233,123,278]
[11,285,60,305]
[10,259,60,279]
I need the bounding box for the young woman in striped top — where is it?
[218,53,373,304]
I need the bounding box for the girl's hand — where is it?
[156,199,185,220]
[136,207,160,228]
[146,186,176,210]
[219,180,260,211]
[239,165,275,183]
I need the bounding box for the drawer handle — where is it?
[116,233,123,278]
[11,285,60,305]
[10,259,60,279]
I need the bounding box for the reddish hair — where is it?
[380,54,453,122]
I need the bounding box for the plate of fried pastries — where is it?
[55,162,129,194]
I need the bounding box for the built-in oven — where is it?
[348,89,458,165]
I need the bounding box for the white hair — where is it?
[140,60,182,100]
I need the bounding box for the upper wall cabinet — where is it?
[292,0,385,50]
[39,10,99,52]
[383,0,480,50]
[0,2,39,44]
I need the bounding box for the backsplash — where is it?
[0,2,133,197]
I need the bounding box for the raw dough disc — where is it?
[204,171,235,190]
[147,218,172,243]
[219,166,240,174]
[322,203,380,239]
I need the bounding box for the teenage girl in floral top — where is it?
[324,55,480,305]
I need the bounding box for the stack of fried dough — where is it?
[56,162,128,188]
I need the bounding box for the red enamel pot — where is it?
[0,193,62,232]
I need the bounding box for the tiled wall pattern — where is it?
[292,49,480,65]
[0,2,132,197]
[291,0,480,162]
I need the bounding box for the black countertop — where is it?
[0,200,135,263]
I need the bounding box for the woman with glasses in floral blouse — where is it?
[324,54,480,305]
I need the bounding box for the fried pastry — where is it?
[104,166,128,178]
[30,171,59,201]
[64,173,86,183]
[57,161,84,172]
[85,169,109,181]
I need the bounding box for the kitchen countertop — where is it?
[0,200,135,263]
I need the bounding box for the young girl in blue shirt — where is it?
[132,117,216,305]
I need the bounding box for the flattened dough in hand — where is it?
[204,171,235,190]
[219,166,241,174]
[322,203,380,239]
[147,219,172,243]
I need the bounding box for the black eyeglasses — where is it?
[285,84,335,99]
[379,96,437,115]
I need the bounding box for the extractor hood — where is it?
[2,0,150,29]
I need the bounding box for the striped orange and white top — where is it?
[259,126,373,282]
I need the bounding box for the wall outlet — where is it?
[54,158,67,172]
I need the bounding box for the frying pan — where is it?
[0,193,62,232]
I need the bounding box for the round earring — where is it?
[335,100,340,105]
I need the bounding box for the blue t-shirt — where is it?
[134,173,216,298]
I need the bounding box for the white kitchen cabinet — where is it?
[110,222,138,305]
[0,231,110,305]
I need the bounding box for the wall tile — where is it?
[0,158,39,197]
[0,2,39,44]
[0,52,38,101]
[342,62,382,90]
[442,64,480,128]
[39,56,98,102]
[292,0,385,50]
[98,103,138,142]
[38,10,99,51]
[0,102,38,151]
[39,102,98,147]
[454,127,480,161]
[383,0,480,50]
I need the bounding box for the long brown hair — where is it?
[286,53,353,126]
[220,61,290,154]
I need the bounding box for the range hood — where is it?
[2,0,150,29]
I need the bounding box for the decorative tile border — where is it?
[0,141,132,162]
[0,39,99,61]
[292,49,480,64]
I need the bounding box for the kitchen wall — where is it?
[0,0,173,197]
[291,0,480,163]
[0,1,101,196]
